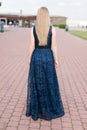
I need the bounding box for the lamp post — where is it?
[0,2,1,21]
[0,2,4,32]
[19,9,23,27]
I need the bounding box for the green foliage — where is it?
[0,2,2,6]
[54,24,66,29]
[22,20,25,27]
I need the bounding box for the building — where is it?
[66,19,87,30]
[51,16,67,25]
[0,14,67,27]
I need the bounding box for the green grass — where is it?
[69,30,87,40]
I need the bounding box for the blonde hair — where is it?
[36,7,50,46]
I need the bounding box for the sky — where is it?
[0,0,87,21]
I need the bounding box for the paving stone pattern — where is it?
[0,27,87,130]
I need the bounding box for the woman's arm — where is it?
[51,26,58,67]
[28,27,35,64]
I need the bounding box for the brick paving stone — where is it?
[81,118,87,123]
[6,127,18,130]
[3,109,13,114]
[62,128,73,130]
[1,113,12,118]
[61,117,72,123]
[0,27,87,130]
[52,129,62,130]
[14,107,23,112]
[18,125,29,130]
[41,120,51,126]
[73,125,84,130]
[10,116,20,122]
[72,120,82,126]
[20,115,31,120]
[71,115,81,120]
[62,122,72,128]
[29,122,40,129]
[83,123,87,129]
[19,119,30,125]
[29,129,40,130]
[51,118,61,124]
[0,122,7,129]
[30,118,41,123]
[7,121,19,127]
[40,126,51,130]
[12,112,22,117]
[51,124,62,129]
[0,117,10,123]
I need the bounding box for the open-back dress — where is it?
[25,25,65,120]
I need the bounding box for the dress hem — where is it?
[25,111,65,121]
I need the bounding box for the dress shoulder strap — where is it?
[33,26,39,48]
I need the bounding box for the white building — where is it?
[66,19,87,30]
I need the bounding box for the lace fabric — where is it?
[25,25,65,120]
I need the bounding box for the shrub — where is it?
[54,24,66,29]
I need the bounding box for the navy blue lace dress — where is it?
[25,26,65,120]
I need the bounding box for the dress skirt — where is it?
[25,48,65,121]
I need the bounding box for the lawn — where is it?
[69,30,87,40]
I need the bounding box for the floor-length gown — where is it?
[25,25,65,120]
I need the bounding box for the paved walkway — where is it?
[0,27,87,130]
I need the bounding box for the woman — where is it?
[25,7,65,121]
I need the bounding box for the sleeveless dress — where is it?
[25,26,65,121]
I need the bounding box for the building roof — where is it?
[0,13,67,20]
[0,14,36,20]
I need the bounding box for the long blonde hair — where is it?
[36,7,50,46]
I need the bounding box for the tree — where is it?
[0,2,1,6]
